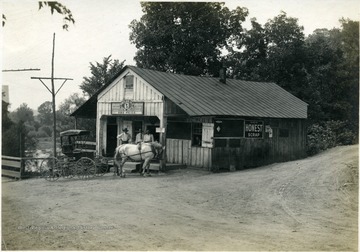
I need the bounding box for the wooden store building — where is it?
[71,65,308,171]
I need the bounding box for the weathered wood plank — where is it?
[2,169,21,178]
[2,159,22,168]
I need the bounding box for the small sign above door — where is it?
[111,100,144,115]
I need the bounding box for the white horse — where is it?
[114,142,164,177]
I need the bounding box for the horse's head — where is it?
[152,142,165,156]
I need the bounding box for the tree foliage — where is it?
[38,1,75,30]
[3,103,37,156]
[80,55,125,97]
[37,101,53,125]
[3,1,75,30]
[129,2,249,76]
[57,93,95,134]
[130,5,358,151]
[10,103,35,124]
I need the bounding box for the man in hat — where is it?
[117,128,131,145]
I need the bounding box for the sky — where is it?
[1,0,359,112]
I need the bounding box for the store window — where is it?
[167,122,191,139]
[214,119,244,137]
[279,128,289,138]
[192,123,202,146]
[124,75,134,89]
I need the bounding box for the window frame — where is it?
[124,75,134,89]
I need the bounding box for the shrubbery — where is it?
[307,120,357,156]
[38,125,52,137]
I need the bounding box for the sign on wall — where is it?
[111,100,144,115]
[245,120,264,138]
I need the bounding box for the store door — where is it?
[106,124,117,156]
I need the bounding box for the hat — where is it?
[123,128,128,132]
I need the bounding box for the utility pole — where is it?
[31,33,73,158]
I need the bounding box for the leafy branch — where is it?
[38,1,75,30]
[2,2,75,30]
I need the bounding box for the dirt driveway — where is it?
[2,145,358,251]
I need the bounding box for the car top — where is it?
[60,129,91,137]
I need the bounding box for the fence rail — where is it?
[2,156,23,179]
[2,156,56,179]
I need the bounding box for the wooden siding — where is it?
[166,139,212,169]
[98,75,163,103]
[2,156,22,179]
[96,70,165,154]
[165,118,306,171]
[212,119,307,170]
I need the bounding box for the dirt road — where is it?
[2,145,358,250]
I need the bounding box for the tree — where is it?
[334,19,359,132]
[304,28,343,121]
[229,12,308,97]
[227,18,267,81]
[2,100,13,131]
[3,103,37,156]
[3,1,74,30]
[129,2,249,76]
[10,103,35,124]
[57,93,91,131]
[263,12,307,95]
[37,101,53,125]
[80,56,125,97]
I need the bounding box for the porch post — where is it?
[159,97,167,171]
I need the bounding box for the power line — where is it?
[2,68,41,72]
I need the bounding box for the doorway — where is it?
[146,125,160,142]
[106,124,117,156]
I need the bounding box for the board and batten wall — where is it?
[165,118,307,171]
[166,139,212,169]
[212,118,307,170]
[95,69,164,154]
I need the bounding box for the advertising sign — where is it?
[245,120,264,138]
[111,100,144,115]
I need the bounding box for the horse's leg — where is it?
[142,158,150,176]
[119,158,127,177]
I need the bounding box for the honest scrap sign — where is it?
[245,120,264,138]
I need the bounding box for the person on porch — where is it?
[135,129,143,144]
[117,128,131,145]
[143,129,158,158]
[143,129,154,143]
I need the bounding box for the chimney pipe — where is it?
[219,67,226,84]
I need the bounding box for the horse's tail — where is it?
[114,146,122,166]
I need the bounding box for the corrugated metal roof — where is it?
[128,66,308,119]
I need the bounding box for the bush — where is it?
[307,120,358,156]
[327,120,357,145]
[39,125,52,137]
[35,129,49,138]
[2,125,21,156]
